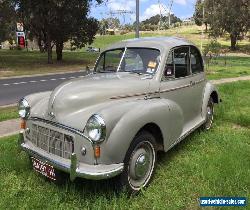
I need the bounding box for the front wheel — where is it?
[202,97,214,130]
[118,131,157,194]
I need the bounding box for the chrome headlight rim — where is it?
[18,98,30,119]
[85,114,106,143]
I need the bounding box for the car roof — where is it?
[104,36,196,52]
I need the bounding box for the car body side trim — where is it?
[110,91,159,100]
[194,78,205,85]
[159,84,190,93]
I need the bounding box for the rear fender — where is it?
[202,82,220,117]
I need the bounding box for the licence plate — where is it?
[31,157,56,180]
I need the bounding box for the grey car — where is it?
[18,37,220,193]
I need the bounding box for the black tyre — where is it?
[119,131,157,194]
[202,97,214,130]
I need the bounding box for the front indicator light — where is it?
[94,145,100,158]
[20,119,26,129]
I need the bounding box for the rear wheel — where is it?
[202,97,214,130]
[119,131,157,194]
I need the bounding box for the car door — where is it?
[189,46,206,120]
[159,46,201,136]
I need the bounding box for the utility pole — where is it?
[168,0,174,28]
[158,0,162,31]
[135,0,139,38]
[110,10,134,27]
[201,0,205,51]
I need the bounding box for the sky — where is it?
[90,0,196,24]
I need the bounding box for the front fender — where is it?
[98,98,183,164]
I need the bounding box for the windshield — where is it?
[94,48,161,75]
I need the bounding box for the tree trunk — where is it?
[47,35,53,64]
[56,41,63,61]
[205,22,208,33]
[230,33,237,51]
[38,36,44,52]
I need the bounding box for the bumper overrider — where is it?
[19,131,124,181]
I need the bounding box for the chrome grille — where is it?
[30,124,74,159]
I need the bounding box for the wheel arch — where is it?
[137,123,164,151]
[202,82,220,118]
[211,91,219,104]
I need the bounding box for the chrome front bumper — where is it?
[19,132,124,181]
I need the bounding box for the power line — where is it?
[157,0,174,27]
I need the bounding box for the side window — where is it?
[173,47,190,78]
[163,50,174,78]
[190,46,203,74]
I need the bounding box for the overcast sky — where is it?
[90,0,196,23]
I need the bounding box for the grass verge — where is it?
[0,106,18,122]
[0,50,98,78]
[0,81,249,209]
[206,56,250,80]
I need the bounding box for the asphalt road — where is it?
[0,71,86,106]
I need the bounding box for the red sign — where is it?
[16,32,26,48]
[18,36,25,48]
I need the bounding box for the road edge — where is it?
[0,69,85,80]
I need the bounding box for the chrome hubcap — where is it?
[135,153,149,179]
[128,141,155,190]
[205,102,213,129]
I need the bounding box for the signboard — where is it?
[16,31,26,48]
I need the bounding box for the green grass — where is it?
[206,56,250,80]
[0,50,98,78]
[91,25,250,52]
[0,81,249,209]
[0,106,18,122]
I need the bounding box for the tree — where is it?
[195,0,250,50]
[193,0,208,32]
[0,0,16,43]
[16,0,102,63]
[98,19,109,35]
[140,14,182,31]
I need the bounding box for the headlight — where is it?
[85,114,106,142]
[18,98,30,119]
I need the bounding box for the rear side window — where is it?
[173,47,190,78]
[190,46,203,74]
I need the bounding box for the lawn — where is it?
[206,56,250,80]
[0,50,98,78]
[0,106,18,122]
[0,81,249,209]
